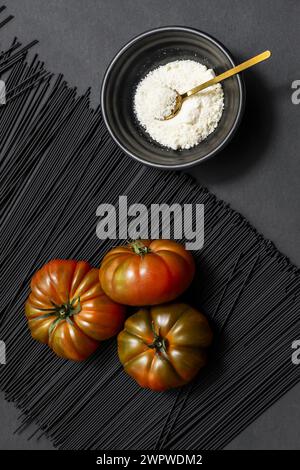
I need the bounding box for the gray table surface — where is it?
[1,0,300,450]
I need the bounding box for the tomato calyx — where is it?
[147,321,167,354]
[56,297,81,320]
[130,240,151,256]
[34,297,82,334]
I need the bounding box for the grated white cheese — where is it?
[137,83,177,121]
[134,60,224,150]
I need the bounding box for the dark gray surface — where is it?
[0,0,299,450]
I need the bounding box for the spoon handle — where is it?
[183,50,271,98]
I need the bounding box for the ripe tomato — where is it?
[99,240,195,306]
[25,259,125,361]
[118,302,213,391]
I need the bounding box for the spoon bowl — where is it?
[163,93,183,120]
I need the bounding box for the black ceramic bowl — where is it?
[101,26,245,169]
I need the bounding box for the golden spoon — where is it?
[164,50,271,120]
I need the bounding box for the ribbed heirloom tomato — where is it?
[25,260,125,361]
[118,303,213,391]
[99,240,195,306]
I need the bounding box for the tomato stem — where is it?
[147,336,167,354]
[130,240,151,256]
[148,321,167,353]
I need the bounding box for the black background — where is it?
[0,0,300,450]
